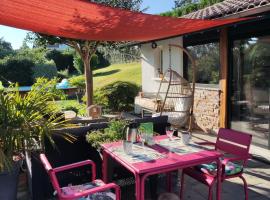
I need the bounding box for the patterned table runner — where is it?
[157,138,208,155]
[109,143,166,164]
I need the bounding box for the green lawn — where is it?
[59,62,141,116]
[93,62,141,89]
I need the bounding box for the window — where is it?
[185,43,220,84]
[230,36,270,149]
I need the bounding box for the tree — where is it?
[27,0,142,116]
[163,0,224,17]
[0,38,14,59]
[174,0,198,8]
[46,49,75,73]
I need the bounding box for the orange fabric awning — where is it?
[0,0,248,42]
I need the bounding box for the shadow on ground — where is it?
[94,69,120,77]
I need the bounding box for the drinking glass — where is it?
[166,126,174,140]
[138,132,146,149]
[123,141,133,154]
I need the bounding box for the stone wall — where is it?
[193,85,221,134]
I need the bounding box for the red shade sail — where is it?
[0,0,247,42]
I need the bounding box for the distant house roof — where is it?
[182,0,270,19]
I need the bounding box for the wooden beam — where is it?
[219,28,229,128]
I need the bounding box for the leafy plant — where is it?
[58,69,69,79]
[86,120,127,149]
[94,81,140,112]
[69,75,85,89]
[56,100,86,116]
[0,79,66,172]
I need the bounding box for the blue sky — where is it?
[0,0,175,49]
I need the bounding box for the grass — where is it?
[93,62,141,89]
[69,62,141,90]
[59,62,141,116]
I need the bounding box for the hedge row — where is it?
[0,57,57,86]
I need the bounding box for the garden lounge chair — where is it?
[40,154,120,200]
[180,128,252,200]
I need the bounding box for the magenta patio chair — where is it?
[40,154,120,200]
[180,128,252,200]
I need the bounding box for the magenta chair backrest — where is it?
[216,128,252,158]
[40,154,62,194]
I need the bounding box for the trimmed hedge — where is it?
[94,81,140,112]
[0,57,34,86]
[32,61,58,80]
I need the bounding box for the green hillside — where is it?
[93,62,141,89]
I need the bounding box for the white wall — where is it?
[141,36,183,94]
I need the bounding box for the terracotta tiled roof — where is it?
[182,0,270,19]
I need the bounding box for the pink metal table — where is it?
[102,136,222,200]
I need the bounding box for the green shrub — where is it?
[16,47,48,65]
[56,100,86,116]
[58,69,69,79]
[32,61,58,80]
[94,81,140,112]
[33,78,66,100]
[0,56,34,86]
[46,49,76,73]
[86,120,127,149]
[69,75,85,89]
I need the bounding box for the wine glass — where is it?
[138,131,146,149]
[166,126,174,141]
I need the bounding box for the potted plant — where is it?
[86,119,127,151]
[0,78,65,200]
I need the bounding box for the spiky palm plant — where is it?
[0,78,66,172]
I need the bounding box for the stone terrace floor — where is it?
[18,132,270,200]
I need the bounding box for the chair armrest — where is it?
[63,183,121,200]
[54,160,96,180]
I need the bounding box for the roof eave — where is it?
[220,4,270,19]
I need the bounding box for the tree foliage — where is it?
[174,0,199,8]
[0,38,14,59]
[0,40,58,85]
[16,46,48,65]
[162,0,224,17]
[46,49,76,73]
[0,56,35,86]
[92,0,142,11]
